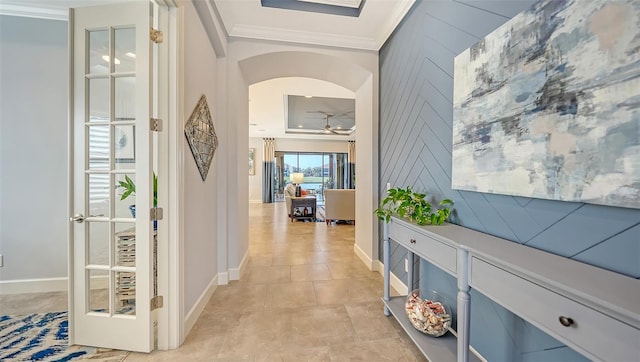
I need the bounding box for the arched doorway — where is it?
[224,49,380,277]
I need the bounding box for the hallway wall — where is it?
[379,0,639,360]
[182,1,219,316]
[0,15,68,289]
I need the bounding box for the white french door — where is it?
[70,1,155,352]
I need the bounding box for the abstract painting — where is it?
[185,95,218,181]
[453,0,640,209]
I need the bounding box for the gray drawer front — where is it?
[470,257,640,362]
[389,220,457,276]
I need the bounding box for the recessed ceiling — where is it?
[285,95,355,136]
[261,0,364,17]
[213,0,415,50]
[249,77,355,139]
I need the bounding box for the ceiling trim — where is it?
[0,0,181,21]
[377,0,415,48]
[226,0,415,51]
[230,24,379,50]
[0,3,68,21]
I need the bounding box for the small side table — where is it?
[290,196,317,222]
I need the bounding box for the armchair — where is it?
[284,183,296,215]
[323,189,355,224]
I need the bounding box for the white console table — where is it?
[382,216,640,362]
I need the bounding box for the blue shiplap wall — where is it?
[379,0,640,360]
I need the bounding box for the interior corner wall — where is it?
[379,0,639,360]
[0,15,68,286]
[182,0,218,314]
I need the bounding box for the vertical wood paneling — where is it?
[379,0,640,360]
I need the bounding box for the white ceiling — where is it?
[213,0,415,50]
[1,0,415,140]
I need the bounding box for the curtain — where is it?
[262,138,276,203]
[347,140,356,189]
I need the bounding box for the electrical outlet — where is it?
[404,258,408,272]
[386,183,391,190]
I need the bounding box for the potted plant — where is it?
[374,186,453,225]
[118,173,158,219]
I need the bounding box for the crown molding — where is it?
[379,0,415,47]
[226,0,414,51]
[0,0,176,21]
[0,3,68,21]
[230,24,379,51]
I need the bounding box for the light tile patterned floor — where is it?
[2,202,425,361]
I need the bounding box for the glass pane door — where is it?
[71,1,154,352]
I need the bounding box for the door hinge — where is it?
[151,295,163,311]
[150,118,163,132]
[151,207,164,221]
[150,27,163,43]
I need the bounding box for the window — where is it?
[274,151,348,201]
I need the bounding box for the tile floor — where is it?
[2,202,426,361]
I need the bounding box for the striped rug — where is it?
[0,311,129,361]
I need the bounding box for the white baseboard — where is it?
[353,246,408,295]
[373,260,408,295]
[0,276,108,295]
[184,274,218,336]
[249,199,262,204]
[353,243,375,270]
[217,272,229,285]
[0,277,68,295]
[229,250,249,281]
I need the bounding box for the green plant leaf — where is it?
[375,186,453,226]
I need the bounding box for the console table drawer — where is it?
[470,257,639,362]
[389,220,456,275]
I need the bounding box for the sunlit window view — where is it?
[274,152,350,202]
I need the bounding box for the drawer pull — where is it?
[559,316,574,327]
[410,238,416,244]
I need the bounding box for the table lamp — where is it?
[291,173,304,197]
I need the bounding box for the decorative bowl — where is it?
[405,290,451,337]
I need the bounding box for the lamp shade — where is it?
[291,173,304,184]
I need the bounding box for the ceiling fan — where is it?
[321,113,340,134]
[310,110,352,135]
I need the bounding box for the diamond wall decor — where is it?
[185,95,218,181]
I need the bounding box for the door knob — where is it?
[70,214,85,223]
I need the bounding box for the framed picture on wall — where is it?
[249,148,255,175]
[115,125,135,163]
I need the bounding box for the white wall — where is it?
[0,15,68,286]
[248,137,353,202]
[182,1,218,315]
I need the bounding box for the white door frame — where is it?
[154,1,184,350]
